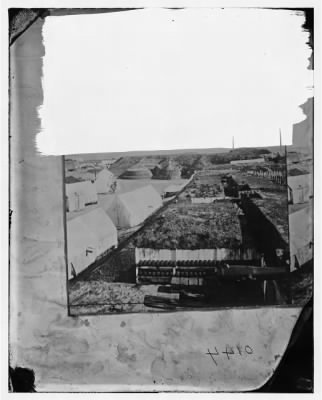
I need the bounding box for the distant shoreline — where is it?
[66,145,298,161]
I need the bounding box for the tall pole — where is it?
[279,129,282,153]
[62,155,71,315]
[232,136,235,150]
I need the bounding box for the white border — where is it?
[1,1,321,399]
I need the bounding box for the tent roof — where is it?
[80,208,116,241]
[87,167,103,173]
[164,184,184,193]
[288,167,309,176]
[96,169,115,179]
[66,180,94,194]
[68,208,116,245]
[117,185,162,215]
[67,217,97,258]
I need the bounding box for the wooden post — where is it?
[263,280,267,303]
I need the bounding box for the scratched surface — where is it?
[9,17,303,392]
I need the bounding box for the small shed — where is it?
[288,173,313,204]
[66,181,98,212]
[289,205,313,270]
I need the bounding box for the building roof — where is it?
[288,173,313,190]
[87,167,103,174]
[287,152,301,164]
[65,176,82,184]
[288,167,309,176]
[121,167,152,179]
[80,162,96,169]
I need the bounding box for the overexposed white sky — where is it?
[38,8,313,155]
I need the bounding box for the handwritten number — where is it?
[213,346,219,356]
[206,349,217,365]
[245,345,253,354]
[222,345,234,360]
[236,344,243,355]
[206,347,219,366]
[207,345,253,365]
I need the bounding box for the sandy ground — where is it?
[69,281,160,304]
[69,281,161,314]
[68,277,290,315]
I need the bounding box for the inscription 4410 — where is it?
[206,345,254,365]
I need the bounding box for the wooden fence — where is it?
[135,247,260,263]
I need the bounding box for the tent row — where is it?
[66,169,116,212]
[67,183,163,227]
[67,185,163,276]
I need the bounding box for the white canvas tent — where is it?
[289,205,313,270]
[67,208,117,277]
[106,185,162,228]
[288,173,313,204]
[95,169,116,194]
[66,181,98,212]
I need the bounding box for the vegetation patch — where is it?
[131,201,243,249]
